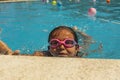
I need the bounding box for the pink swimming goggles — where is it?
[49,38,77,48]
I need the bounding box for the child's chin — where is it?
[58,55,68,57]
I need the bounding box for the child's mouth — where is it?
[58,53,68,57]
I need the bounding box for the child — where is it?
[33,26,92,57]
[0,26,92,57]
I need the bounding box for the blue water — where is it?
[0,0,120,59]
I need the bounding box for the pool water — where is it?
[0,0,120,59]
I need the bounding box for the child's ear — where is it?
[48,46,50,50]
[76,44,81,51]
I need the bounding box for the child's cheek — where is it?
[50,48,56,53]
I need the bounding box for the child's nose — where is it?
[59,44,65,49]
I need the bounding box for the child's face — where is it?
[49,29,79,57]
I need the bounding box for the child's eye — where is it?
[65,40,74,44]
[50,41,58,45]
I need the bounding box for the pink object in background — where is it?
[88,8,97,17]
[93,0,96,2]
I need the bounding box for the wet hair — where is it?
[48,26,78,43]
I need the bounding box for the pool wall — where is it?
[0,55,120,80]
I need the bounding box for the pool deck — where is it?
[0,55,120,80]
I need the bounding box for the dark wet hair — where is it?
[48,26,78,43]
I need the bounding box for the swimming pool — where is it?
[0,0,120,59]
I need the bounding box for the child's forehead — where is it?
[50,29,75,40]
[51,29,72,35]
